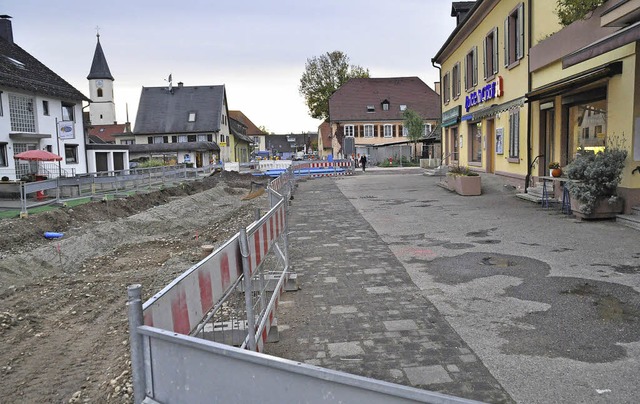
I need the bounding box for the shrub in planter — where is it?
[565,146,627,216]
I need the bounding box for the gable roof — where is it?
[229,110,265,136]
[88,123,128,143]
[0,36,88,102]
[87,35,114,80]
[329,77,440,122]
[133,84,226,134]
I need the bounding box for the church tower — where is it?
[87,33,116,124]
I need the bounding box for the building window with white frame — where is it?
[197,134,207,142]
[402,126,408,137]
[153,136,163,144]
[178,135,188,143]
[484,27,499,79]
[344,125,354,137]
[452,62,461,99]
[364,124,374,137]
[465,47,478,91]
[423,123,432,137]
[509,109,520,158]
[42,100,49,116]
[383,124,393,138]
[504,3,525,68]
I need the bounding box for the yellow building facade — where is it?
[528,0,640,211]
[433,0,559,186]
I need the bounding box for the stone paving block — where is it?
[384,319,419,331]
[330,305,358,314]
[404,365,453,385]
[365,286,391,294]
[328,341,365,357]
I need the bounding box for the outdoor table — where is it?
[539,176,572,214]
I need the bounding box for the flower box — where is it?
[570,196,623,220]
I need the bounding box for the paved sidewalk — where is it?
[266,176,514,403]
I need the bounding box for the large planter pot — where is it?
[570,196,623,220]
[452,175,481,196]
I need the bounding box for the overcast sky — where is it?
[6,0,457,134]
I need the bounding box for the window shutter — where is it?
[504,17,509,66]
[171,136,177,143]
[517,3,525,60]
[393,125,397,137]
[147,136,153,144]
[493,28,499,74]
[483,37,487,79]
[473,46,478,86]
[464,58,468,91]
[374,125,378,137]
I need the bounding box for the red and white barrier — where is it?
[142,235,243,335]
[254,278,287,353]
[246,202,286,274]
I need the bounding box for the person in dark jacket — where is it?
[359,155,367,172]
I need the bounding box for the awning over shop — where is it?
[527,61,622,101]
[564,21,640,68]
[463,97,526,122]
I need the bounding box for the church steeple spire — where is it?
[87,32,114,80]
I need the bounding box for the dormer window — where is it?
[381,100,390,111]
[400,104,407,111]
[366,105,375,113]
[188,112,196,122]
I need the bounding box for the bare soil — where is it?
[0,171,268,403]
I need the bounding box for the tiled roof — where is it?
[229,110,265,136]
[133,84,226,134]
[88,123,128,143]
[86,36,114,80]
[0,36,88,101]
[229,117,254,144]
[329,77,440,122]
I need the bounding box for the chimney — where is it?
[178,82,184,88]
[434,82,441,96]
[0,15,13,44]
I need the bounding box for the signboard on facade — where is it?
[442,105,461,127]
[465,76,504,112]
[57,121,75,139]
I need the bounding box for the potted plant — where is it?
[565,145,627,219]
[446,165,481,196]
[548,162,562,177]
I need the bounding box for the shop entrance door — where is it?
[485,118,495,173]
[541,105,555,176]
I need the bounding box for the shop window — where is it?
[65,144,78,164]
[568,99,607,156]
[453,62,461,99]
[470,122,482,163]
[504,3,525,68]
[484,28,499,79]
[344,125,354,137]
[443,72,451,104]
[464,47,478,91]
[509,110,520,158]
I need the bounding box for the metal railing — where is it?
[125,166,481,404]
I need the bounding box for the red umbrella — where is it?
[14,150,63,161]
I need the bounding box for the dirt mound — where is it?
[0,171,269,403]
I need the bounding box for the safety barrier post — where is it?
[127,284,146,404]
[239,229,257,351]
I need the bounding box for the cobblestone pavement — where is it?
[265,176,514,403]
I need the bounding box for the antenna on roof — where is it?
[165,73,173,93]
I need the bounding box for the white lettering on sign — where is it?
[465,76,503,112]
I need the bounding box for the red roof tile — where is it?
[228,110,266,136]
[329,77,440,122]
[88,124,128,143]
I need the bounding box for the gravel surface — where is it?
[0,171,268,403]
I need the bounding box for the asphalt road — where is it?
[334,168,640,403]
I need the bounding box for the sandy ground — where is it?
[0,171,268,403]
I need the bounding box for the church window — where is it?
[97,88,103,97]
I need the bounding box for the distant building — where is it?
[328,76,441,163]
[129,82,233,166]
[0,15,88,180]
[229,110,266,155]
[264,133,317,160]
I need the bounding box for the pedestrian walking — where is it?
[359,155,367,172]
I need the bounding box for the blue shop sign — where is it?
[465,76,503,112]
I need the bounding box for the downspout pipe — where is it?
[524,0,533,193]
[431,58,443,167]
